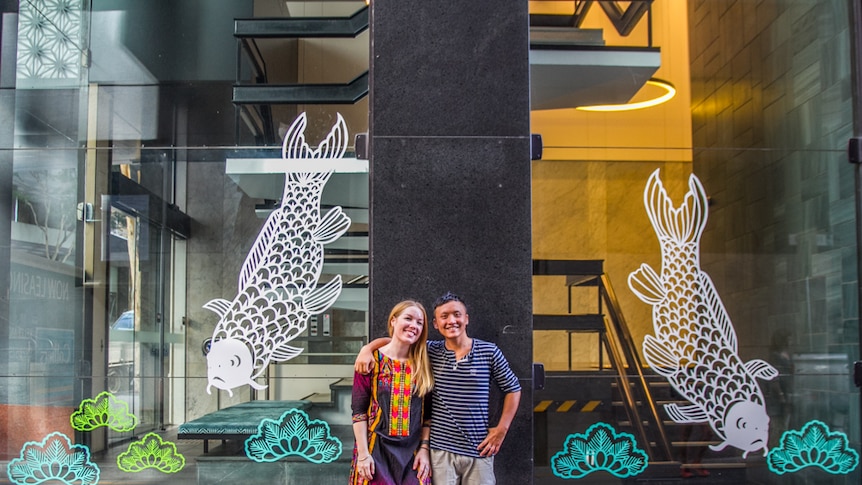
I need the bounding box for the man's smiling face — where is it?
[433,300,469,340]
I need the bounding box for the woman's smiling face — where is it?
[390,305,425,345]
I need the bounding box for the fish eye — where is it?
[736,417,747,429]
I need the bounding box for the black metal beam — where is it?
[232,71,369,105]
[234,6,368,38]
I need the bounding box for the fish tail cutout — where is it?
[316,113,348,160]
[305,276,343,315]
[642,334,678,377]
[282,112,309,159]
[281,112,348,160]
[203,298,232,318]
[697,272,738,352]
[315,206,351,244]
[628,263,665,305]
[643,169,709,246]
[744,359,779,381]
[270,344,304,362]
[664,403,709,423]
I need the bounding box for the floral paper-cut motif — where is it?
[117,432,186,473]
[7,432,100,485]
[71,391,137,432]
[767,420,859,475]
[550,422,648,479]
[245,408,342,463]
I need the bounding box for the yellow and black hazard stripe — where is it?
[533,400,601,413]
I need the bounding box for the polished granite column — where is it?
[368,1,532,481]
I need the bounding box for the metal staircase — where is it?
[232,6,370,144]
[532,259,674,463]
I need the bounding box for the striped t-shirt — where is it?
[427,339,521,457]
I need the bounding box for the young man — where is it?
[356,292,522,484]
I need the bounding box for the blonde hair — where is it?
[387,300,434,397]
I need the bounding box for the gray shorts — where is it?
[430,449,495,485]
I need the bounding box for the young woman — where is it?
[350,300,434,484]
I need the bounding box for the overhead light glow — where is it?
[576,78,676,112]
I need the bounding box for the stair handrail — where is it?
[597,320,654,459]
[599,273,673,461]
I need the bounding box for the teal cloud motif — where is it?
[245,408,342,463]
[551,422,648,479]
[71,391,138,432]
[118,432,186,473]
[768,420,859,475]
[7,432,100,485]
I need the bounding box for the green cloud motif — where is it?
[117,432,186,473]
[71,391,138,432]
[767,420,859,475]
[551,422,648,479]
[245,408,342,463]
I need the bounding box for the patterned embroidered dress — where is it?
[350,351,430,485]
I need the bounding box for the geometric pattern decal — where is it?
[767,420,859,475]
[17,0,82,82]
[204,112,351,397]
[550,422,648,479]
[244,408,342,464]
[117,432,186,474]
[628,169,777,458]
[6,432,100,485]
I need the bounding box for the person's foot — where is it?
[680,467,694,478]
[694,467,710,477]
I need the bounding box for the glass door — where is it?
[106,204,169,442]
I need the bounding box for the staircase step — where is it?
[533,314,605,331]
[533,259,603,276]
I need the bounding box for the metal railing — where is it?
[598,273,673,461]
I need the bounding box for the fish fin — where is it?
[314,206,351,244]
[249,380,269,391]
[239,209,284,288]
[271,344,305,362]
[745,359,779,381]
[305,276,343,315]
[698,273,737,352]
[709,440,730,453]
[203,298,232,318]
[643,169,709,245]
[643,335,678,377]
[665,403,709,423]
[628,264,665,304]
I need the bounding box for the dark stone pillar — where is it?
[368,1,532,482]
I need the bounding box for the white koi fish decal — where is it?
[628,169,778,458]
[204,113,352,396]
